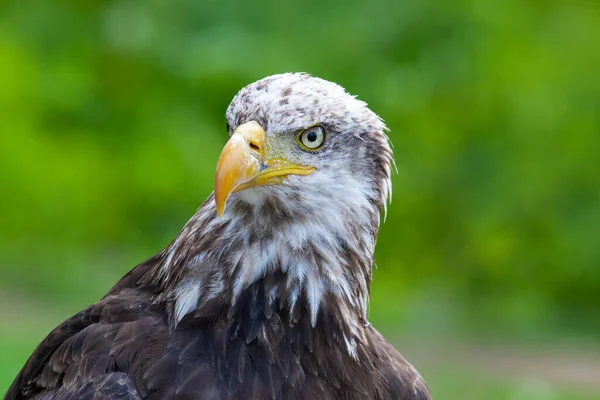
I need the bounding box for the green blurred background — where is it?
[1,0,599,398]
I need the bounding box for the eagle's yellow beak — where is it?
[214,121,315,217]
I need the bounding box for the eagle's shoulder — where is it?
[4,261,164,400]
[366,326,431,400]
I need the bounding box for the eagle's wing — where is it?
[367,327,432,400]
[5,257,165,400]
[4,289,154,400]
[5,256,227,400]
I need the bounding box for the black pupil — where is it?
[306,131,318,142]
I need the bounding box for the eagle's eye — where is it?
[297,125,327,151]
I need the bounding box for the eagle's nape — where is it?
[5,73,431,400]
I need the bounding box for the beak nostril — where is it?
[249,142,261,153]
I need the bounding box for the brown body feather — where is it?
[6,256,429,400]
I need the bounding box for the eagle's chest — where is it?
[147,288,379,399]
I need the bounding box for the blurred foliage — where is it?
[1,0,600,395]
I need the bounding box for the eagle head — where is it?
[217,73,393,227]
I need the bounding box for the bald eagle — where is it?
[6,73,430,400]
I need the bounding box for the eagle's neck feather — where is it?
[149,186,380,358]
